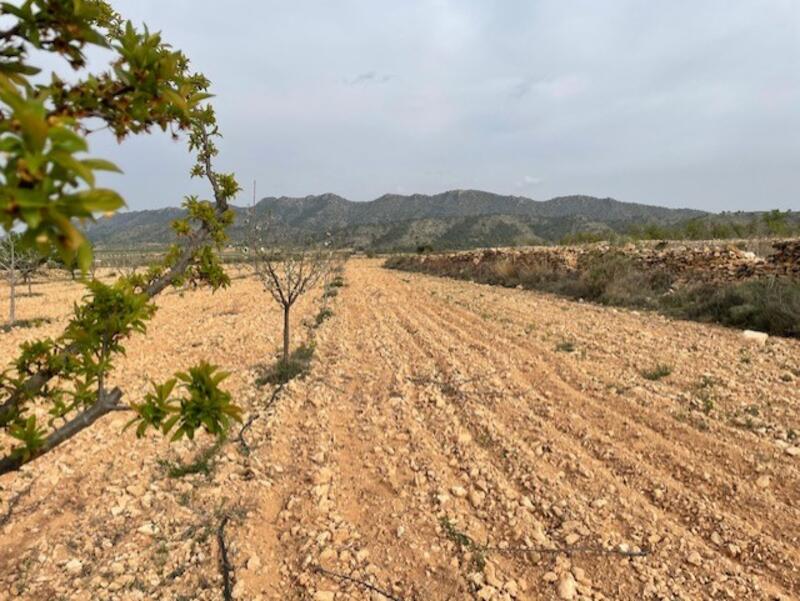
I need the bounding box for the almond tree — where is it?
[13,233,46,295]
[0,232,17,325]
[0,1,242,475]
[252,238,331,364]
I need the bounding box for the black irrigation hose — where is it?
[217,516,234,601]
[486,544,651,558]
[0,482,34,526]
[313,565,404,601]
[237,382,285,453]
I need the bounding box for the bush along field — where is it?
[385,242,800,338]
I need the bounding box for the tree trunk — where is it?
[8,237,15,326]
[283,305,290,363]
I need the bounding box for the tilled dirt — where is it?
[1,260,799,600]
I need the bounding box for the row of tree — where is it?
[560,210,799,245]
[0,233,48,325]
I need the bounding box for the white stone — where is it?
[742,330,768,346]
[65,559,83,575]
[558,574,576,600]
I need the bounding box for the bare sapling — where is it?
[253,242,331,363]
[0,233,16,325]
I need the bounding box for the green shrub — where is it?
[665,278,800,337]
[572,252,673,307]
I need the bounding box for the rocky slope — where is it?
[84,190,705,250]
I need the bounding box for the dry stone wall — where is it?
[408,239,800,285]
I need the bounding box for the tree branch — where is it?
[0,387,125,476]
[0,124,231,472]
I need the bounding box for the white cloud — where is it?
[516,175,543,189]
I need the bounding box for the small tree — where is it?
[0,233,17,325]
[252,243,331,364]
[763,210,789,237]
[15,238,46,295]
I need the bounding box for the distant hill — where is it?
[85,189,708,250]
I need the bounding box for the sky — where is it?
[85,1,799,212]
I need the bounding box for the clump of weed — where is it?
[440,517,486,571]
[315,307,333,326]
[328,276,345,288]
[698,375,716,389]
[322,287,338,299]
[256,343,315,386]
[555,341,576,353]
[691,376,716,414]
[641,364,672,381]
[158,440,222,479]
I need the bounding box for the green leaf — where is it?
[161,414,180,435]
[50,151,95,186]
[76,241,93,273]
[71,189,125,213]
[81,158,123,173]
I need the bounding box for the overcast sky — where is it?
[89,1,799,212]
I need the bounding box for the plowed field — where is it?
[1,259,799,600]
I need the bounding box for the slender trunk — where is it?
[283,304,290,364]
[26,276,31,296]
[8,237,15,326]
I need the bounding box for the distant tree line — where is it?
[561,210,799,245]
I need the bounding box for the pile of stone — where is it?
[409,238,800,285]
[635,244,765,283]
[767,240,800,277]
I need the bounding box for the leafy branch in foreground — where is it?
[0,1,241,476]
[128,362,241,441]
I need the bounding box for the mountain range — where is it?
[84,189,710,250]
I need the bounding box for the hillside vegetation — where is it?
[85,190,712,250]
[85,190,798,251]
